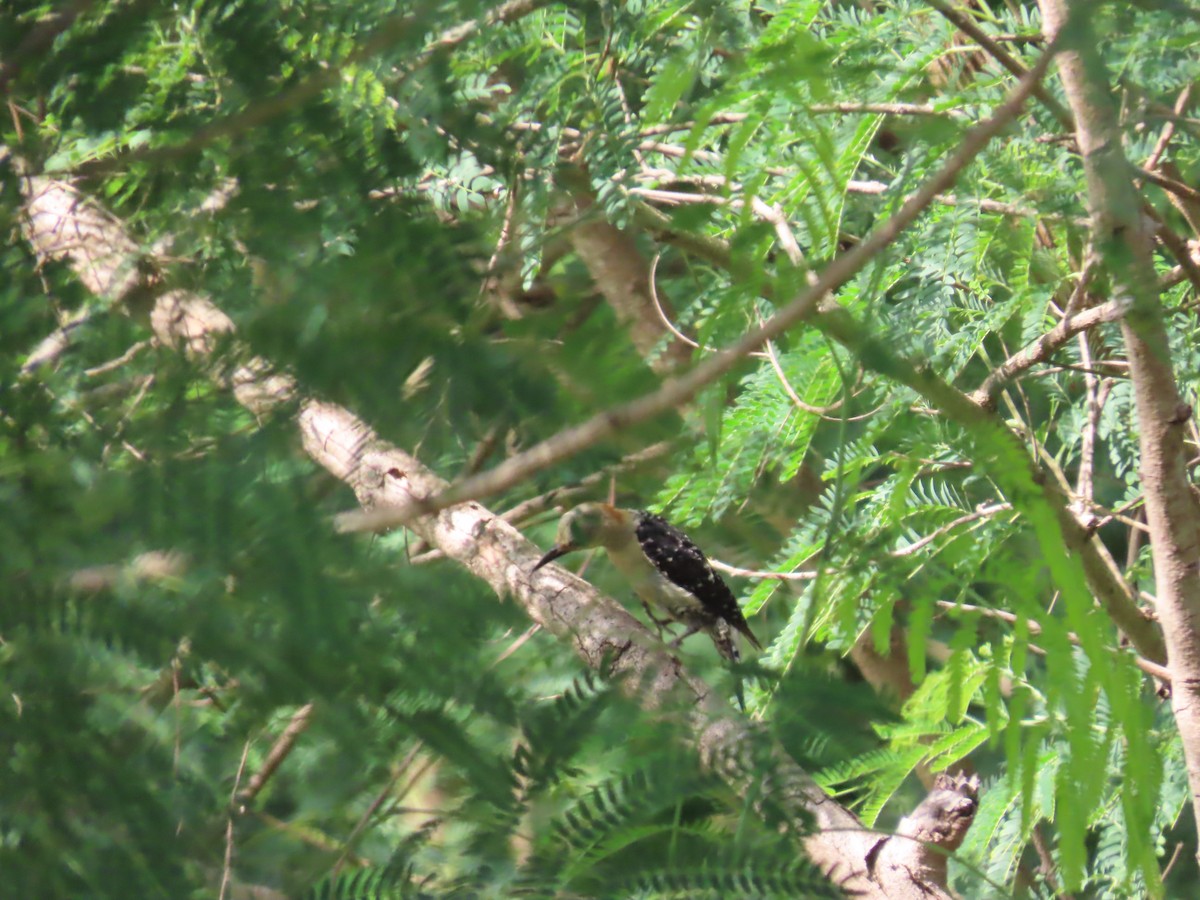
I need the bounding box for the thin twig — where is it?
[890,504,1012,557]
[1145,85,1192,172]
[496,440,674,525]
[83,339,152,377]
[479,179,522,316]
[750,196,807,268]
[635,104,967,140]
[334,741,425,875]
[1140,166,1200,207]
[220,739,253,900]
[1030,823,1075,900]
[709,559,818,581]
[647,252,706,351]
[845,178,1051,220]
[491,623,542,665]
[970,300,1123,408]
[1147,207,1200,295]
[1162,840,1186,881]
[936,600,1171,683]
[253,809,367,862]
[760,332,852,417]
[236,703,315,805]
[1074,333,1103,507]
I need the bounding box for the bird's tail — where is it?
[713,625,741,663]
[711,621,748,711]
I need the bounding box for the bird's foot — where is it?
[640,600,676,640]
[669,624,701,648]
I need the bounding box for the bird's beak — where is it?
[532,544,575,573]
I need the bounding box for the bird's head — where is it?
[531,503,624,572]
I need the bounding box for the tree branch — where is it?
[17,171,966,900]
[925,0,1072,128]
[560,186,692,371]
[335,45,1063,535]
[1040,0,1200,862]
[969,300,1124,408]
[236,704,316,806]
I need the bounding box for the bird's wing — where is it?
[633,512,762,649]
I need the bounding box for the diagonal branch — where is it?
[561,186,693,371]
[336,43,1063,536]
[969,300,1124,408]
[925,0,1072,128]
[17,170,971,900]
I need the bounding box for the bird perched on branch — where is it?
[531,503,762,662]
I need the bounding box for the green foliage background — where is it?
[3,0,1200,897]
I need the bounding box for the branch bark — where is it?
[562,187,693,371]
[1040,0,1200,862]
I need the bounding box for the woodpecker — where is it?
[531,503,762,662]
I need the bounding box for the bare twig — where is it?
[253,810,366,862]
[1139,166,1200,207]
[844,179,1049,220]
[891,503,1012,557]
[969,300,1123,408]
[492,623,542,665]
[708,559,818,581]
[1162,840,1186,882]
[1144,85,1192,172]
[236,704,315,805]
[1146,206,1200,295]
[750,196,807,269]
[84,339,153,377]
[936,600,1170,683]
[760,331,852,417]
[334,741,424,874]
[496,440,674,525]
[647,252,706,351]
[635,104,967,140]
[1075,334,1101,506]
[479,179,523,318]
[1031,822,1076,900]
[221,739,253,900]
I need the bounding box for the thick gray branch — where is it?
[17,170,963,900]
